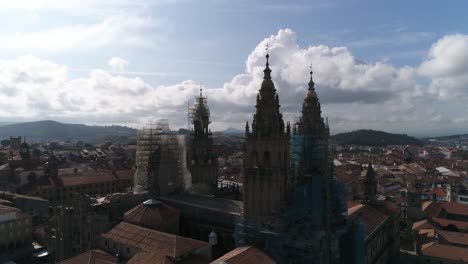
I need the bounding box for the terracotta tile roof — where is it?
[422,202,443,218]
[0,199,13,205]
[440,202,468,216]
[436,230,468,246]
[123,199,179,231]
[0,204,20,214]
[59,169,134,187]
[59,249,118,264]
[348,204,389,240]
[334,169,355,184]
[210,246,276,264]
[412,219,436,231]
[102,222,208,260]
[422,201,433,212]
[423,201,468,218]
[19,169,134,193]
[426,188,447,197]
[347,201,362,210]
[422,244,468,262]
[417,229,436,251]
[432,217,468,230]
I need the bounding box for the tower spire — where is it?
[263,43,271,80]
[308,63,315,93]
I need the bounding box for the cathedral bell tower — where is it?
[291,67,333,229]
[187,87,218,192]
[243,53,291,224]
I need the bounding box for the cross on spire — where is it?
[200,82,203,97]
[265,43,270,66]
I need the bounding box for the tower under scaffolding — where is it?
[134,119,190,196]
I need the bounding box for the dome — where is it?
[123,199,180,233]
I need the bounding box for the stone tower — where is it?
[291,68,335,229]
[188,88,218,192]
[243,53,291,224]
[364,163,377,205]
[19,138,30,160]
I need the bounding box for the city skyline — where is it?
[0,1,467,137]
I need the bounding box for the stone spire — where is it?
[250,53,285,138]
[296,66,326,138]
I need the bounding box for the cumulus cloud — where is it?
[109,57,129,73]
[419,34,468,100]
[1,29,468,136]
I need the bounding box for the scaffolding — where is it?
[134,119,184,195]
[189,91,210,135]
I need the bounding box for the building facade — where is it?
[236,56,352,263]
[242,53,291,226]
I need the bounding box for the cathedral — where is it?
[235,53,363,263]
[138,51,392,263]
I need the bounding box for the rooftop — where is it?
[210,246,276,264]
[123,199,180,231]
[347,202,389,240]
[102,222,209,261]
[422,244,468,262]
[0,205,20,214]
[436,230,468,246]
[160,193,243,216]
[59,249,118,264]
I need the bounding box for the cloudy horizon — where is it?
[0,1,467,137]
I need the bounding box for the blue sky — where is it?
[0,0,467,137]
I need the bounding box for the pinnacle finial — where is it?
[309,63,313,80]
[199,82,203,97]
[308,64,315,92]
[263,43,272,80]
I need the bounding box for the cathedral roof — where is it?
[123,199,180,231]
[210,246,275,264]
[59,249,118,264]
[102,222,209,263]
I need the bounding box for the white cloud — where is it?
[0,15,156,53]
[1,29,468,136]
[109,57,129,73]
[0,0,163,16]
[419,34,468,100]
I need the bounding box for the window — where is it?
[105,240,108,247]
[126,247,130,254]
[113,243,116,249]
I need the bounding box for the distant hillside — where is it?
[0,120,136,141]
[425,133,468,141]
[214,127,244,135]
[331,129,421,146]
